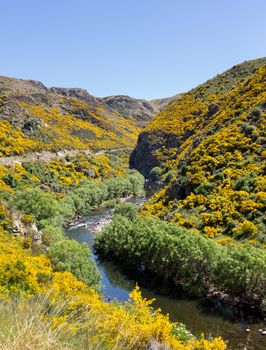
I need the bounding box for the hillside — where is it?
[0,75,226,350]
[0,76,180,157]
[101,94,180,127]
[0,60,265,348]
[149,94,182,112]
[131,58,266,245]
[0,76,143,156]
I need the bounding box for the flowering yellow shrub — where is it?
[204,226,221,238]
[0,120,41,156]
[0,202,11,230]
[17,102,140,152]
[216,237,234,245]
[240,221,258,237]
[142,64,266,244]
[0,228,226,349]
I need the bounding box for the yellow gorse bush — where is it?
[0,228,226,349]
[142,64,266,246]
[0,120,41,156]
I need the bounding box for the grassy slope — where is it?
[140,58,266,246]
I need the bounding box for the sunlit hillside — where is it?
[0,76,142,155]
[131,58,266,247]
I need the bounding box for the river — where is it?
[66,187,266,350]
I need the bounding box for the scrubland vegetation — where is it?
[95,206,266,312]
[0,79,141,156]
[0,205,225,349]
[139,60,266,248]
[0,151,144,286]
[0,58,265,348]
[0,145,223,348]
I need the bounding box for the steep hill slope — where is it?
[0,76,142,156]
[0,76,226,350]
[131,58,266,245]
[149,94,181,112]
[0,76,180,157]
[100,94,180,127]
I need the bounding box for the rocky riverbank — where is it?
[67,194,146,232]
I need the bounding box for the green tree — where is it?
[113,203,138,221]
[13,188,58,222]
[48,239,101,289]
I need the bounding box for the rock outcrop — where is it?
[130,58,266,180]
[130,131,171,178]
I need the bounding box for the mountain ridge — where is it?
[0,75,180,128]
[0,75,145,156]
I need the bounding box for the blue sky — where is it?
[1,0,265,99]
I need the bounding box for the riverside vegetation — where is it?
[95,205,266,313]
[0,58,265,349]
[127,59,266,315]
[0,76,226,349]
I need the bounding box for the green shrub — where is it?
[13,188,58,222]
[3,174,18,188]
[161,169,178,183]
[149,167,163,182]
[95,216,266,310]
[113,203,138,221]
[250,107,263,119]
[48,239,101,289]
[42,225,64,244]
[195,182,215,195]
[233,175,254,192]
[240,122,256,135]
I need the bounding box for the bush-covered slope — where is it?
[0,76,228,348]
[101,94,180,127]
[0,225,226,350]
[0,76,142,155]
[131,58,266,245]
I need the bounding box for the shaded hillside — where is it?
[131,58,266,245]
[100,94,180,127]
[0,76,142,156]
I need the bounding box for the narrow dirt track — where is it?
[0,147,133,166]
